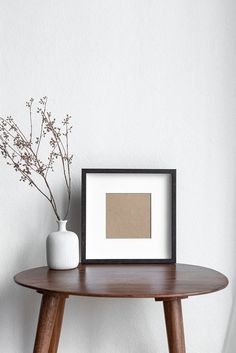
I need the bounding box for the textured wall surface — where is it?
[0,1,236,352]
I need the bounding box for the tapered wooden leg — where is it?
[48,296,66,353]
[33,293,61,353]
[163,299,186,353]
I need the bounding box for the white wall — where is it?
[0,1,236,352]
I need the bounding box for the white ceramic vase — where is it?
[46,220,79,270]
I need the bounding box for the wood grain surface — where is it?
[33,294,61,353]
[48,296,66,353]
[14,264,228,299]
[164,299,186,353]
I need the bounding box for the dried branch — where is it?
[0,97,73,221]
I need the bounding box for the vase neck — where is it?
[57,220,67,232]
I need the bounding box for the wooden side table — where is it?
[14,264,228,353]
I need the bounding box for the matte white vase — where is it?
[46,220,79,270]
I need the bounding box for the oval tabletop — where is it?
[14,264,228,299]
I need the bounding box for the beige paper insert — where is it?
[106,193,151,239]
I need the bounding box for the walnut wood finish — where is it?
[33,293,61,353]
[14,264,228,299]
[164,299,186,353]
[48,296,66,353]
[14,264,228,353]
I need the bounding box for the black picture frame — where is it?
[81,169,176,264]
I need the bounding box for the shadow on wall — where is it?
[62,296,162,353]
[223,273,236,353]
[0,242,40,353]
[68,190,81,241]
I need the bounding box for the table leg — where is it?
[48,296,66,353]
[33,293,62,353]
[163,299,186,353]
